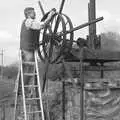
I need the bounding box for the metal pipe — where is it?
[62,81,65,120]
[59,17,103,36]
[42,59,49,92]
[0,49,4,80]
[100,63,104,78]
[88,0,97,49]
[79,48,84,120]
[89,0,96,35]
[54,0,66,33]
[59,0,66,14]
[38,1,45,16]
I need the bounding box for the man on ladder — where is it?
[20,7,56,88]
[14,7,56,120]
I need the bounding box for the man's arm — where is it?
[25,18,45,30]
[25,9,56,30]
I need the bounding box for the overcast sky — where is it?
[0,0,120,65]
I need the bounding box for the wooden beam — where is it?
[88,0,97,49]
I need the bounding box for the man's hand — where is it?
[44,8,56,24]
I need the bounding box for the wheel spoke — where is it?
[48,43,54,62]
[38,13,73,63]
[65,21,69,26]
[55,15,57,24]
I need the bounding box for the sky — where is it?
[1,0,120,65]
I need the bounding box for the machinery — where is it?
[14,0,120,120]
[38,0,103,64]
[37,0,120,120]
[37,0,103,92]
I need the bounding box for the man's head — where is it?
[24,7,36,19]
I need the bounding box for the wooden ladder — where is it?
[14,50,45,120]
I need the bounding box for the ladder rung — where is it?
[23,61,35,65]
[26,98,40,100]
[24,73,37,76]
[24,85,38,88]
[27,110,42,114]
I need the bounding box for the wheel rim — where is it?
[61,13,74,53]
[38,13,74,63]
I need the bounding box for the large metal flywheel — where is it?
[38,13,74,63]
[37,0,103,93]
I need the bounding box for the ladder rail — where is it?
[35,50,45,120]
[13,68,20,120]
[20,50,27,120]
[14,50,45,120]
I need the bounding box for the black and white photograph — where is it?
[0,0,120,120]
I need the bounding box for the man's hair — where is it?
[24,7,34,18]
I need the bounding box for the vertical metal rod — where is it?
[100,63,104,78]
[79,48,84,120]
[0,49,4,80]
[45,71,50,120]
[42,59,49,92]
[38,1,45,16]
[59,0,66,14]
[62,81,65,120]
[54,0,66,33]
[89,0,96,34]
[88,0,96,49]
[88,2,91,35]
[88,3,92,48]
[61,57,67,120]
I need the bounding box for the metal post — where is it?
[0,49,4,80]
[59,0,66,14]
[88,0,97,49]
[62,81,65,120]
[38,1,45,16]
[61,60,66,120]
[90,0,96,34]
[79,48,84,120]
[54,0,66,33]
[100,63,104,78]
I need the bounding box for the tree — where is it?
[3,62,18,80]
[101,32,120,51]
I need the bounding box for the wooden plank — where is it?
[65,48,120,62]
[64,78,120,90]
[82,65,120,71]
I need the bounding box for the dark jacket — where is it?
[20,20,40,51]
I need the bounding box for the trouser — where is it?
[17,50,35,96]
[22,50,34,85]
